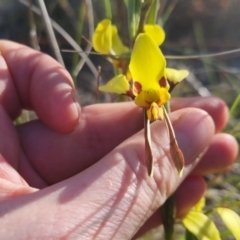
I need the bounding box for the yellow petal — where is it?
[134,91,149,108]
[144,24,165,46]
[92,19,112,54]
[216,207,240,240]
[166,68,189,84]
[182,211,221,240]
[134,87,170,108]
[99,74,130,94]
[192,197,205,212]
[111,26,129,55]
[129,33,166,91]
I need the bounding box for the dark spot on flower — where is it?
[126,89,135,99]
[133,81,142,94]
[159,77,167,87]
[167,79,178,93]
[115,60,125,69]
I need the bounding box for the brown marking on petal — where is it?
[115,60,125,69]
[126,89,135,99]
[167,79,178,93]
[159,77,167,88]
[133,81,142,94]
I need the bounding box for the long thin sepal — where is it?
[162,106,184,176]
[143,109,154,177]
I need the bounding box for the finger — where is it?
[192,133,238,175]
[170,97,228,132]
[17,99,225,185]
[134,176,206,238]
[0,40,80,133]
[18,102,143,185]
[0,178,37,203]
[0,109,214,239]
[0,105,40,201]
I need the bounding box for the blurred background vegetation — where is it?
[1,0,240,239]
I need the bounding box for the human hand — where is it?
[0,41,237,239]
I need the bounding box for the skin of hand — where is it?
[0,40,238,239]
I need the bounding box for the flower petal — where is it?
[192,197,205,212]
[144,24,165,46]
[134,91,149,108]
[92,19,112,54]
[182,211,221,240]
[166,68,189,84]
[216,207,240,240]
[99,74,130,94]
[111,26,129,55]
[129,33,166,90]
[134,87,170,109]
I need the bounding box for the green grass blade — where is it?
[146,0,159,24]
[104,0,112,19]
[230,92,240,118]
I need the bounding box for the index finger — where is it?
[0,40,80,133]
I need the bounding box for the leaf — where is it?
[146,0,159,24]
[182,211,221,240]
[216,207,240,240]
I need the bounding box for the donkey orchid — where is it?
[92,19,165,56]
[99,33,188,121]
[99,33,188,176]
[92,19,129,56]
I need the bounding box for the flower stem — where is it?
[160,193,176,240]
[161,101,176,240]
[136,0,154,36]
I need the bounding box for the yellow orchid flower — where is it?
[129,33,170,120]
[99,33,189,121]
[92,19,166,56]
[92,19,128,55]
[99,32,188,176]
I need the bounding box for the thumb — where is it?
[0,108,214,239]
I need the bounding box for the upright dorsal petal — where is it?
[144,24,165,46]
[92,19,112,54]
[129,33,166,90]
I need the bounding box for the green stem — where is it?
[146,0,159,24]
[161,101,176,240]
[161,194,176,240]
[104,0,112,19]
[136,0,154,36]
